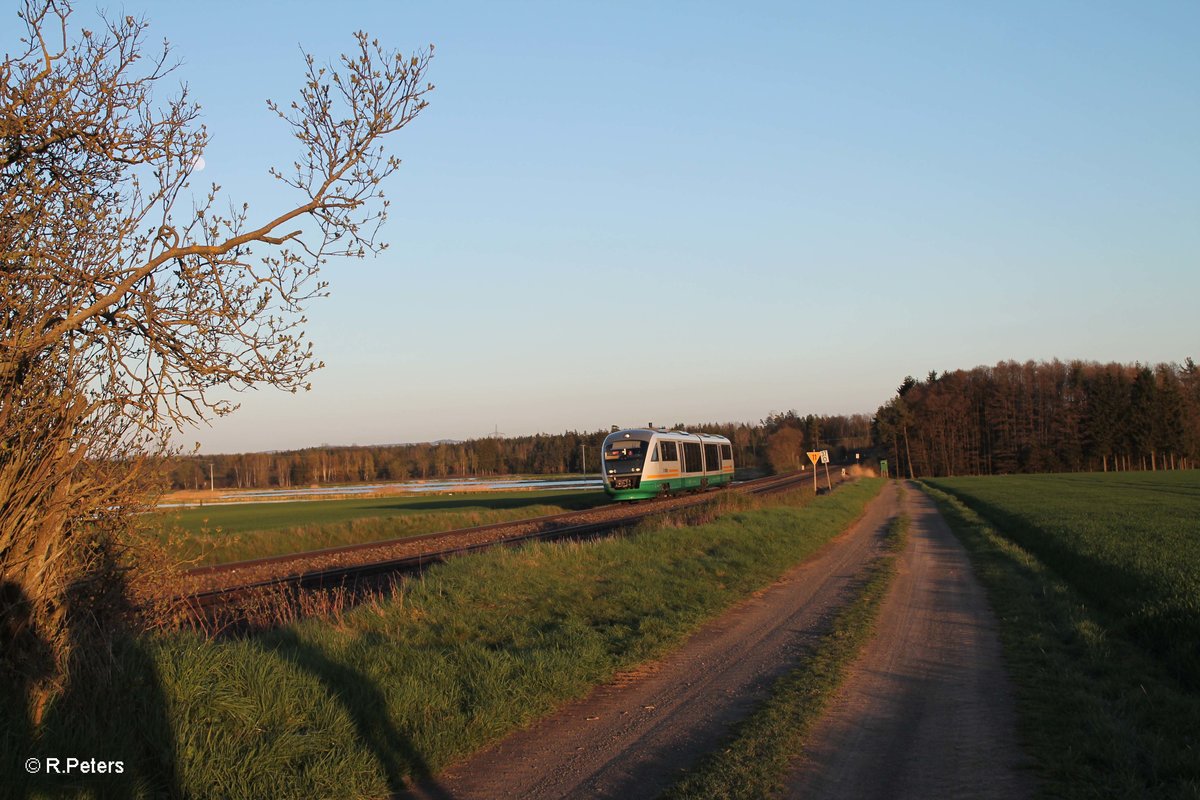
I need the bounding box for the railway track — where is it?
[176,470,818,620]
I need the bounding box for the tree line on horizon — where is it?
[168,357,1200,491]
[166,414,878,491]
[874,358,1200,478]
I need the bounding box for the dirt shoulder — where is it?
[405,482,901,800]
[782,483,1034,799]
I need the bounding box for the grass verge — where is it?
[663,498,910,800]
[11,480,885,799]
[921,483,1200,799]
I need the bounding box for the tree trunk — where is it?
[902,426,916,479]
[1,414,128,723]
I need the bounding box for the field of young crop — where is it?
[153,490,612,565]
[923,472,1200,796]
[926,471,1200,687]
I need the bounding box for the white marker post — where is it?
[821,449,832,491]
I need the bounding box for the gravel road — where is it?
[405,482,1032,800]
[783,484,1033,799]
[405,481,901,800]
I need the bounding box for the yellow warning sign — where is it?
[807,451,822,465]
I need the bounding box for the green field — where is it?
[926,471,1200,685]
[924,471,1200,797]
[153,490,612,564]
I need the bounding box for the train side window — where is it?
[722,444,732,461]
[660,441,678,462]
[704,444,720,471]
[682,442,702,472]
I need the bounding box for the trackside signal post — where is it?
[807,451,822,492]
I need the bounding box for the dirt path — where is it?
[405,482,901,800]
[783,483,1033,799]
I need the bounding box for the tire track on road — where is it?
[783,483,1034,800]
[405,482,900,800]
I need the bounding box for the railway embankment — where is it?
[172,471,817,630]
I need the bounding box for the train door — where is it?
[703,442,721,488]
[658,439,681,492]
[681,440,703,487]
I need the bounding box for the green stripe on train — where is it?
[604,473,734,500]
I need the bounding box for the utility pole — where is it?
[580,444,586,476]
[209,462,214,493]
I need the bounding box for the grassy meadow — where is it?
[153,489,612,565]
[8,480,885,798]
[924,471,1200,797]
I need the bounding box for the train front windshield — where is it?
[604,439,650,474]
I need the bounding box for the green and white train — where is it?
[601,428,734,501]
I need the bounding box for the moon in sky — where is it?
[193,155,206,172]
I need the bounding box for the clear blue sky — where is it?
[37,1,1200,452]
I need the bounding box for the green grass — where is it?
[664,503,910,800]
[162,490,611,537]
[922,478,1200,798]
[10,480,884,799]
[153,490,611,565]
[925,471,1200,687]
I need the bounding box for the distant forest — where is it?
[166,358,1200,490]
[167,415,875,491]
[874,359,1200,477]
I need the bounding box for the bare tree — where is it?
[1,0,432,701]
